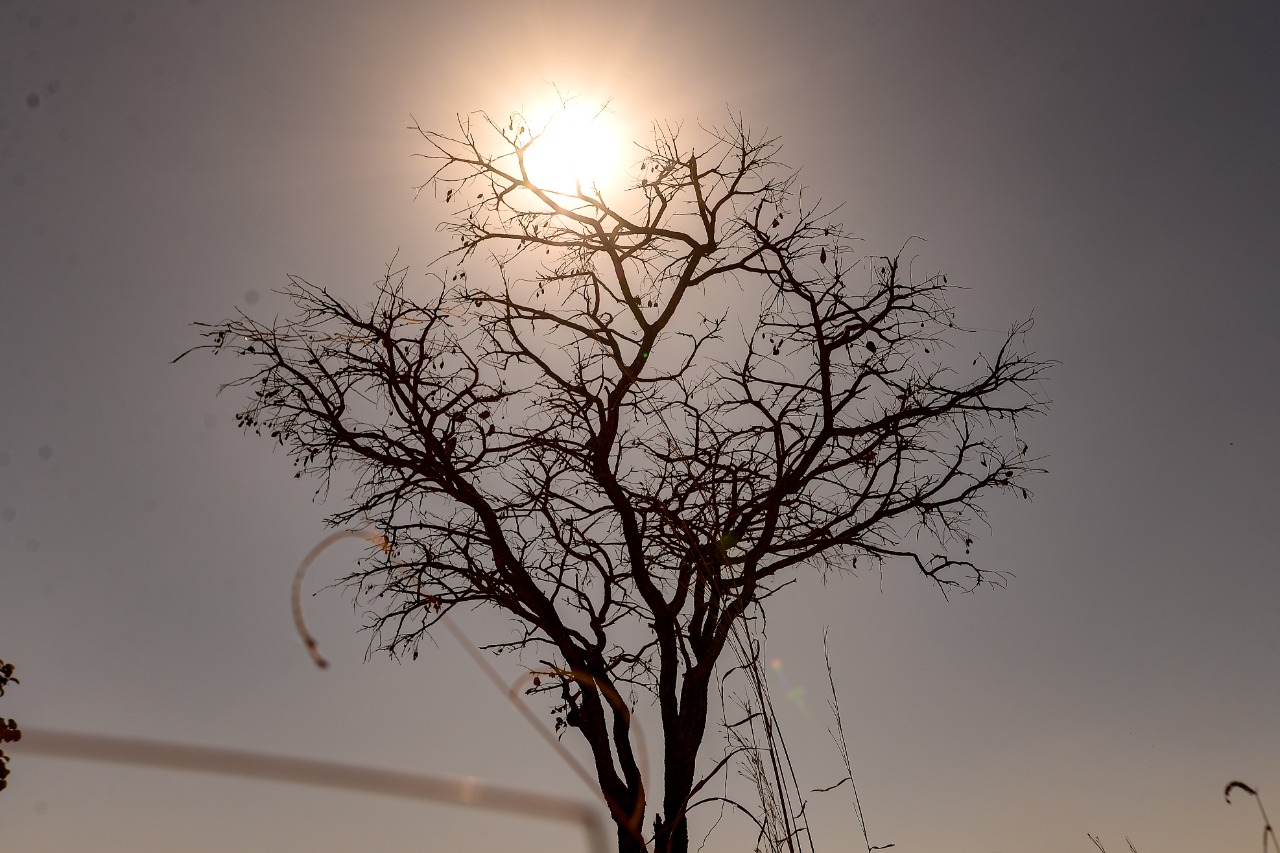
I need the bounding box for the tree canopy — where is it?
[182,101,1050,852]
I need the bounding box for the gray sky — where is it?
[2,1,1278,851]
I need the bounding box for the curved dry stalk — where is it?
[290,528,391,669]
[1227,781,1278,853]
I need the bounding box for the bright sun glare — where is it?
[523,100,621,196]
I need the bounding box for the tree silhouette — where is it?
[181,101,1050,853]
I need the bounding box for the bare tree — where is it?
[180,100,1050,853]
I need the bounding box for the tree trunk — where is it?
[604,784,646,853]
[616,825,648,853]
[653,685,711,852]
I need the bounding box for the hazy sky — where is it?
[2,1,1278,851]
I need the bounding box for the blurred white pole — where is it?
[17,728,609,853]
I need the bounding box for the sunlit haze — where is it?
[2,2,1279,852]
[523,99,623,197]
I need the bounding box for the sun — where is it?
[523,100,622,196]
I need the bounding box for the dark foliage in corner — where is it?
[0,658,21,792]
